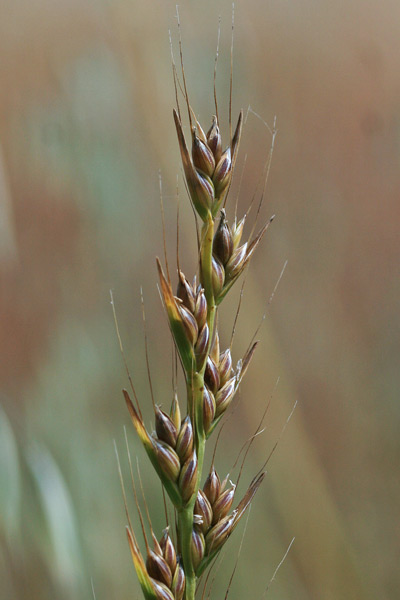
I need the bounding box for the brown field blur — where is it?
[1,1,399,599]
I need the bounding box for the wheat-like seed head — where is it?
[122,35,273,600]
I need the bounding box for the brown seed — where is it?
[212,485,235,523]
[146,550,172,588]
[232,216,246,251]
[192,130,215,178]
[179,451,198,503]
[194,323,209,369]
[194,489,213,534]
[191,529,205,571]
[177,271,196,313]
[213,147,232,197]
[218,348,233,386]
[205,515,234,554]
[153,439,181,482]
[170,393,181,432]
[202,385,216,434]
[194,289,207,330]
[206,116,222,163]
[225,242,248,280]
[151,578,175,600]
[203,465,221,505]
[171,563,185,600]
[194,171,215,212]
[150,531,162,556]
[204,356,220,395]
[155,406,178,448]
[213,210,233,266]
[175,416,194,463]
[173,109,214,221]
[159,529,177,574]
[177,302,199,346]
[210,330,220,365]
[215,377,236,417]
[211,255,225,297]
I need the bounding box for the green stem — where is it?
[178,504,196,600]
[200,214,215,308]
[179,213,219,600]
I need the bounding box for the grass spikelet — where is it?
[117,17,281,600]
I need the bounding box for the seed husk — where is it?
[175,416,194,464]
[176,302,199,346]
[191,529,205,571]
[210,330,220,365]
[213,147,232,197]
[213,210,233,266]
[179,451,198,503]
[218,349,233,386]
[211,485,236,523]
[194,289,207,329]
[171,563,185,600]
[170,393,181,432]
[203,465,221,506]
[225,242,248,280]
[177,270,196,313]
[155,406,178,448]
[159,529,177,574]
[146,550,172,588]
[206,116,222,163]
[151,578,175,600]
[211,255,225,297]
[194,323,209,369]
[153,439,181,482]
[215,377,236,417]
[194,489,213,534]
[204,356,220,395]
[192,130,215,177]
[202,386,216,434]
[205,515,235,554]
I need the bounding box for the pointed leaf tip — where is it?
[126,527,158,600]
[123,389,152,449]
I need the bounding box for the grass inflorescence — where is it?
[120,19,276,600]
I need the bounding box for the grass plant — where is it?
[118,21,276,600]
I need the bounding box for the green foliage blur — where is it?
[1,1,399,599]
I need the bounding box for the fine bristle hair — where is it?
[114,12,295,600]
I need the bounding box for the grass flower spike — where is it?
[120,24,275,600]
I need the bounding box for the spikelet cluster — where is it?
[146,529,185,600]
[122,59,273,600]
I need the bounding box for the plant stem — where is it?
[179,213,218,600]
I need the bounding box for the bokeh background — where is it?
[1,1,399,599]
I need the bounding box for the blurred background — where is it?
[1,1,399,599]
